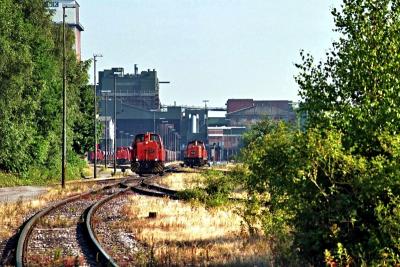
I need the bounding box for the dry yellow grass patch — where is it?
[0,183,100,240]
[156,172,205,190]
[210,163,236,172]
[119,195,270,266]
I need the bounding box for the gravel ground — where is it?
[0,209,39,266]
[93,192,148,266]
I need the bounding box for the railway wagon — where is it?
[184,140,208,167]
[88,146,105,163]
[131,132,165,174]
[116,146,131,165]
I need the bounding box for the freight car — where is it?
[131,132,165,174]
[89,145,105,163]
[183,140,208,167]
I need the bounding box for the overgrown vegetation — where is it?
[0,0,94,183]
[177,169,236,207]
[185,1,400,265]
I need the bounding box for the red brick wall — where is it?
[226,99,254,113]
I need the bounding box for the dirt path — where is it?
[0,186,48,203]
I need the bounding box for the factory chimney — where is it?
[134,64,138,75]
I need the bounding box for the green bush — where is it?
[239,123,400,265]
[178,169,236,207]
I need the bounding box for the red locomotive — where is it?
[184,140,208,167]
[131,132,165,174]
[116,146,131,165]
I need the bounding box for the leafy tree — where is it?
[295,0,400,157]
[236,0,400,264]
[239,122,400,265]
[0,0,93,180]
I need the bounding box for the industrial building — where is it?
[96,67,297,162]
[98,66,162,110]
[226,99,296,126]
[48,0,84,60]
[206,99,296,160]
[97,66,223,159]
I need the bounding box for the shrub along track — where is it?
[15,177,140,267]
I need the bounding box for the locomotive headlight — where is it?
[155,158,158,161]
[136,158,138,161]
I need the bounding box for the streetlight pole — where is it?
[113,75,117,175]
[119,131,124,147]
[102,90,111,168]
[93,54,102,179]
[105,93,108,168]
[174,133,177,161]
[61,4,76,189]
[62,6,66,189]
[203,100,209,158]
[125,132,129,146]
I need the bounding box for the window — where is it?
[135,134,144,142]
[151,134,160,143]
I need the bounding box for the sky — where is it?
[80,0,341,108]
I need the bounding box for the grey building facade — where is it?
[98,66,160,111]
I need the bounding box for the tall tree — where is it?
[0,0,93,177]
[296,0,400,156]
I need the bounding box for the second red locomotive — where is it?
[116,146,131,165]
[184,140,208,167]
[131,132,165,174]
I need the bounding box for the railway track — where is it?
[15,178,137,267]
[86,177,179,266]
[14,174,179,266]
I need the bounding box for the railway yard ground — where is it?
[0,163,272,266]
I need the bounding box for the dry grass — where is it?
[210,162,236,172]
[118,195,271,266]
[0,183,101,241]
[156,172,205,190]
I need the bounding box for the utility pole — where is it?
[62,6,66,189]
[61,4,76,189]
[93,54,102,179]
[105,93,108,168]
[102,90,111,168]
[203,100,209,154]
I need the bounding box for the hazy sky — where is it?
[80,0,341,107]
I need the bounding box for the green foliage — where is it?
[242,119,280,148]
[295,0,400,156]
[178,169,235,207]
[0,0,93,180]
[239,122,400,265]
[268,0,400,264]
